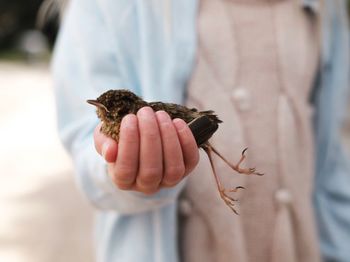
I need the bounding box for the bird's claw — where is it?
[248,167,264,176]
[219,187,242,215]
[229,186,245,192]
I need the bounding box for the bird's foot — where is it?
[209,146,264,176]
[219,186,244,215]
[231,148,264,176]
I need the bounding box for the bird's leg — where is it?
[209,145,264,176]
[203,146,243,215]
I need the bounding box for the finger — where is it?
[94,123,104,155]
[113,114,139,190]
[173,118,199,175]
[156,111,185,187]
[94,123,118,163]
[136,107,163,193]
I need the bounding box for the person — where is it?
[52,0,350,261]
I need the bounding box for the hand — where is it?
[94,106,199,195]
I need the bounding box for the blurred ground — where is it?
[0,61,94,262]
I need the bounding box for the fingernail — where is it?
[173,118,187,131]
[122,114,137,129]
[156,111,171,122]
[102,142,109,159]
[138,106,154,118]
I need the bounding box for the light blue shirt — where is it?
[52,0,350,261]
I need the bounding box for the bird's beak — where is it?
[87,100,110,112]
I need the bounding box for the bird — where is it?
[87,89,263,214]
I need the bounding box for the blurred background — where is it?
[0,1,349,262]
[0,1,94,261]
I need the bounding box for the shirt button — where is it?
[178,199,193,216]
[275,188,293,205]
[231,88,251,112]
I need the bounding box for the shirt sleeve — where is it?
[52,0,185,215]
[313,1,350,261]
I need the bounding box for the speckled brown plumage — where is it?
[87,89,263,214]
[89,89,221,142]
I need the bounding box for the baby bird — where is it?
[88,89,263,214]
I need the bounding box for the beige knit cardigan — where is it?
[180,0,322,261]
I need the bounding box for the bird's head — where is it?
[87,89,145,123]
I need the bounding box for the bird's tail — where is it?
[199,110,223,123]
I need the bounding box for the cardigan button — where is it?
[231,88,251,112]
[178,199,193,216]
[275,188,293,205]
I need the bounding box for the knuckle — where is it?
[143,129,159,140]
[158,118,174,133]
[114,181,133,190]
[120,127,138,144]
[114,166,136,184]
[164,165,185,184]
[138,167,162,185]
[121,132,139,145]
[161,127,175,140]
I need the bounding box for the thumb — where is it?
[94,123,118,163]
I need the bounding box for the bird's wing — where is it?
[188,116,219,147]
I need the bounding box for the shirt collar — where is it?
[302,0,320,14]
